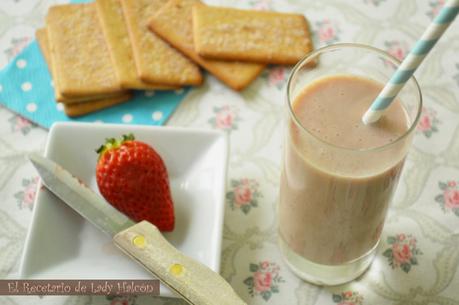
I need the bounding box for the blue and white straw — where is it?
[362,0,459,125]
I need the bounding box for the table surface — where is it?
[1,0,458,304]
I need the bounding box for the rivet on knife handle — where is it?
[113,221,247,305]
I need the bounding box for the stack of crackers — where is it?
[37,0,313,117]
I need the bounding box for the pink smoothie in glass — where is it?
[279,74,409,265]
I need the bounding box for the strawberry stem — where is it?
[96,133,135,157]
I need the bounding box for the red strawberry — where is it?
[95,134,174,231]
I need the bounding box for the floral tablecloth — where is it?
[1,0,458,305]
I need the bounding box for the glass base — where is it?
[278,236,377,286]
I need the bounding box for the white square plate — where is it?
[19,122,228,298]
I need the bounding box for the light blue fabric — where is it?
[0,0,188,129]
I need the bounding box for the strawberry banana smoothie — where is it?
[279,74,412,279]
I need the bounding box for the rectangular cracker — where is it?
[36,28,113,103]
[36,28,124,103]
[120,0,202,86]
[192,5,314,65]
[36,28,72,103]
[36,28,132,115]
[95,0,175,90]
[46,3,124,98]
[149,0,265,91]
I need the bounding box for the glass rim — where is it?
[286,43,423,153]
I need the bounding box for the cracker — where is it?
[46,3,124,98]
[95,0,175,90]
[36,28,132,115]
[36,28,124,104]
[148,0,265,91]
[192,5,314,65]
[63,93,132,117]
[120,0,202,86]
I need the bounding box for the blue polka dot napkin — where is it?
[0,20,188,129]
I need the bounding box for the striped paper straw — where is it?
[362,0,459,125]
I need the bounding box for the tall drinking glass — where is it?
[278,44,422,285]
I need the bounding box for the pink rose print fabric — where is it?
[8,115,36,135]
[226,179,262,214]
[332,291,364,305]
[436,180,459,216]
[427,0,446,19]
[315,19,340,45]
[208,105,240,131]
[249,0,271,11]
[385,40,409,62]
[417,107,440,138]
[244,261,284,301]
[267,66,287,89]
[383,40,409,69]
[14,176,39,210]
[383,234,422,273]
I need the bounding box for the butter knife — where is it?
[29,153,246,305]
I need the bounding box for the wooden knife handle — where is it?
[113,221,247,305]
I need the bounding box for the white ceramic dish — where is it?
[19,122,228,298]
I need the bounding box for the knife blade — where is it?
[29,153,134,236]
[29,153,247,305]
